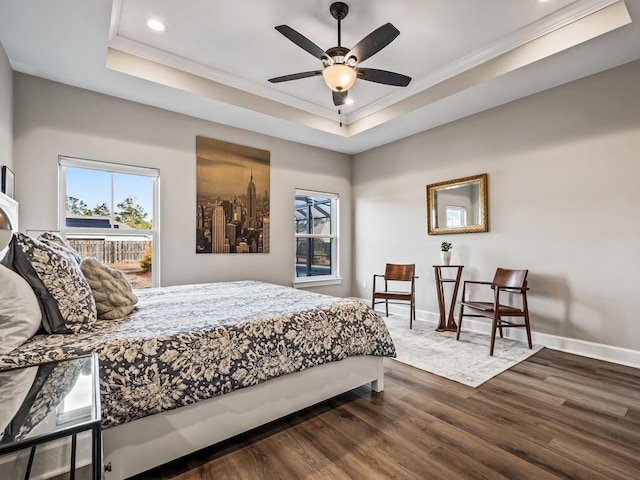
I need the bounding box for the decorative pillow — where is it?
[0,233,97,333]
[0,265,42,354]
[38,232,83,264]
[80,257,138,320]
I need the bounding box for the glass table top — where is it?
[0,354,100,451]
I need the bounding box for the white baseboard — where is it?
[361,299,640,369]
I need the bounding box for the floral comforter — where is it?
[0,281,396,429]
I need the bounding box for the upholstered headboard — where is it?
[0,192,18,231]
[0,192,18,255]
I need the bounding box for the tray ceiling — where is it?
[0,0,638,153]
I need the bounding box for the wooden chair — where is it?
[372,264,417,328]
[457,268,531,356]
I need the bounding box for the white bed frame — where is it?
[102,355,384,479]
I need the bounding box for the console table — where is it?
[433,265,464,332]
[0,354,102,480]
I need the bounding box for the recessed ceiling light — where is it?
[345,98,354,105]
[147,19,166,32]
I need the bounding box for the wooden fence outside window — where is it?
[67,239,150,264]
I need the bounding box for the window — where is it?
[294,190,339,283]
[59,157,159,288]
[446,205,467,228]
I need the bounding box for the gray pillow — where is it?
[80,257,138,320]
[1,233,97,333]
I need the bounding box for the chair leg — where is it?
[410,299,414,329]
[456,304,464,340]
[498,320,504,338]
[385,299,389,317]
[490,314,499,356]
[524,312,533,349]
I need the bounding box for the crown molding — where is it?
[108,0,123,43]
[345,0,622,124]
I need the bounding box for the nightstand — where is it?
[0,354,102,479]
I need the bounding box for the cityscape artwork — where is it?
[196,136,270,254]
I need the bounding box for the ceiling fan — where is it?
[268,2,412,107]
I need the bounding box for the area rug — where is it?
[384,315,543,387]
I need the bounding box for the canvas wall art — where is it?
[196,136,270,254]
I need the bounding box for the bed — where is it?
[1,263,395,478]
[0,192,395,478]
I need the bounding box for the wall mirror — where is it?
[426,173,488,235]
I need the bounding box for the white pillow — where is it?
[0,367,38,435]
[0,264,42,354]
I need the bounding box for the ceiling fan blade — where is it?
[275,25,330,62]
[333,90,348,106]
[357,68,411,87]
[268,71,323,83]
[346,23,400,64]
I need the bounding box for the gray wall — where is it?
[10,56,640,359]
[12,74,352,296]
[0,41,12,172]
[352,59,640,353]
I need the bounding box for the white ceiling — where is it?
[0,0,638,154]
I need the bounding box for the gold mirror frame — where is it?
[426,173,488,235]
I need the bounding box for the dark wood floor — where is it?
[131,348,640,480]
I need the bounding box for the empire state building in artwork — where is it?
[195,136,270,254]
[247,171,257,229]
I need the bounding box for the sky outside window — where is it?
[66,167,154,223]
[66,167,110,211]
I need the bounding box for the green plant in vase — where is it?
[440,241,453,265]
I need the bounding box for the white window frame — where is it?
[58,156,161,287]
[293,189,341,288]
[446,205,467,228]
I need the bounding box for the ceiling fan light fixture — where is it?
[322,64,356,92]
[270,2,410,106]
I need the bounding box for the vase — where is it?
[441,251,451,266]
